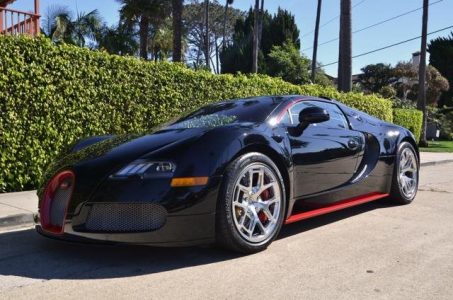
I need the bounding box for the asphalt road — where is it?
[1,163,452,300]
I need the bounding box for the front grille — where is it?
[84,203,167,233]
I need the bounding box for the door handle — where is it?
[347,139,359,150]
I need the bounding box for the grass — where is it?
[420,140,453,153]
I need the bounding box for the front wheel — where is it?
[389,142,419,204]
[216,152,286,253]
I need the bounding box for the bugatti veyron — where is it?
[36,96,419,253]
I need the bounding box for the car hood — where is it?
[39,128,209,198]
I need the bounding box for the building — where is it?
[0,0,40,36]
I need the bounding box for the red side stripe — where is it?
[285,192,389,225]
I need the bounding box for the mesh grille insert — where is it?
[84,203,167,233]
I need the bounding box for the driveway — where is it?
[1,163,452,299]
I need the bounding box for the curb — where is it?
[0,213,34,229]
[420,159,453,167]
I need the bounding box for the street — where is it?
[1,163,452,299]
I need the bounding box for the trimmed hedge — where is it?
[0,36,395,192]
[393,109,423,142]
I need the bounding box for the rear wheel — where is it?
[216,152,286,253]
[389,142,419,204]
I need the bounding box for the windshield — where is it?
[165,99,279,129]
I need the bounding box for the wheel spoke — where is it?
[231,162,282,243]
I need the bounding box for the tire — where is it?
[389,142,419,205]
[216,152,286,253]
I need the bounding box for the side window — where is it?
[285,101,349,129]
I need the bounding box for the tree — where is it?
[172,0,184,62]
[428,32,453,107]
[417,0,429,146]
[98,23,138,55]
[410,66,450,105]
[393,61,418,100]
[149,18,174,61]
[251,0,262,73]
[358,63,395,93]
[221,8,299,74]
[338,0,352,92]
[117,0,171,59]
[222,0,235,51]
[44,7,103,47]
[184,0,243,72]
[266,41,310,85]
[204,0,210,69]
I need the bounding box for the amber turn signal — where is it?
[170,177,209,187]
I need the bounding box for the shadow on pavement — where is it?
[0,200,392,281]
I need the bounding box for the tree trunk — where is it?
[215,33,220,74]
[139,15,149,60]
[311,0,322,83]
[417,0,429,146]
[338,0,352,92]
[204,0,210,70]
[258,0,264,44]
[252,0,259,73]
[222,0,230,51]
[172,0,183,62]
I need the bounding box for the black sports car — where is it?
[36,95,419,253]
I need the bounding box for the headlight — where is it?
[112,160,175,179]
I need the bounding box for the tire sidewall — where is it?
[394,142,419,203]
[218,152,286,252]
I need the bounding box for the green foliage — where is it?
[358,63,395,93]
[266,42,310,85]
[379,85,397,99]
[0,36,394,192]
[428,32,453,107]
[393,109,423,142]
[221,8,300,74]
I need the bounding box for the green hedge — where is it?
[0,36,395,192]
[393,109,423,142]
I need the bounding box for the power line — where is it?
[318,25,453,69]
[301,0,368,38]
[302,0,444,52]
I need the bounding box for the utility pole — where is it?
[417,0,429,146]
[337,0,352,92]
[252,0,259,73]
[204,0,211,70]
[311,0,322,83]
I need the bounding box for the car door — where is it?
[284,100,365,197]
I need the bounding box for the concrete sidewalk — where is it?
[1,152,453,230]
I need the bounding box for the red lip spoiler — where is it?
[285,192,389,225]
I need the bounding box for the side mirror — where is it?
[299,107,330,124]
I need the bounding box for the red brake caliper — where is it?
[258,188,270,223]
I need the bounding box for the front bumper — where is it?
[36,174,223,247]
[35,211,216,247]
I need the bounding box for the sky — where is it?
[8,0,453,76]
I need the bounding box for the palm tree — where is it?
[172,0,183,62]
[252,0,259,73]
[204,0,210,70]
[417,0,429,146]
[98,23,138,55]
[47,7,103,47]
[337,0,352,92]
[117,0,171,59]
[222,0,234,51]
